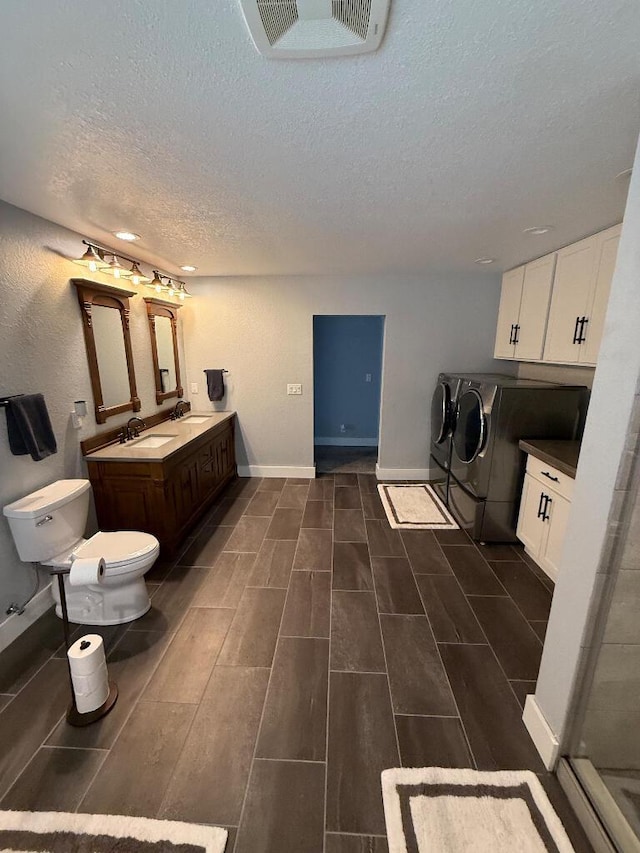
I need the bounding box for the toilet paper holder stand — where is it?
[51,567,118,727]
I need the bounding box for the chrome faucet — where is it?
[170,400,188,420]
[124,416,146,441]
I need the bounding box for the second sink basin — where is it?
[131,434,176,449]
[182,416,212,424]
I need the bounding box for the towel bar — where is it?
[0,394,24,408]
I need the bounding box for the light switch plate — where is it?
[190,382,198,394]
[287,384,302,395]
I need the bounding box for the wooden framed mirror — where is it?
[71,278,141,424]
[144,297,183,405]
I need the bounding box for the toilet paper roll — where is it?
[67,634,106,677]
[69,556,106,587]
[74,679,109,714]
[71,663,108,696]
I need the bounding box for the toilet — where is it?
[3,479,160,626]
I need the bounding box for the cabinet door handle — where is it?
[513,324,520,345]
[537,492,546,519]
[577,316,589,344]
[509,324,515,345]
[572,316,581,344]
[541,471,560,482]
[542,495,552,522]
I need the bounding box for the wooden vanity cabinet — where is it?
[86,417,236,556]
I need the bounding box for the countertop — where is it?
[85,411,235,463]
[518,439,580,479]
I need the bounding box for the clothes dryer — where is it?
[448,376,587,541]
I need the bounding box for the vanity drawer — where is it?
[525,455,574,501]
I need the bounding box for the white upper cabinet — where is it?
[582,225,622,366]
[493,253,555,361]
[542,224,621,366]
[494,267,524,358]
[493,223,621,367]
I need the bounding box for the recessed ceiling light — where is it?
[113,231,140,241]
[523,226,553,236]
[180,265,197,272]
[616,168,633,181]
[474,257,495,265]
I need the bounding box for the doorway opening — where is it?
[313,315,385,475]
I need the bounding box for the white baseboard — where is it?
[237,465,317,478]
[314,437,379,447]
[376,465,434,481]
[523,694,560,770]
[0,583,53,654]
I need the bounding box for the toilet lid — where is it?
[73,531,159,570]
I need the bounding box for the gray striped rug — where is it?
[0,810,227,852]
[382,768,575,852]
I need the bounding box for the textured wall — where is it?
[313,315,384,443]
[0,201,186,620]
[181,272,505,475]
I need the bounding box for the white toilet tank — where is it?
[3,479,91,562]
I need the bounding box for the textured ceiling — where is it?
[0,0,639,277]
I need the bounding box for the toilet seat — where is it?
[72,531,159,577]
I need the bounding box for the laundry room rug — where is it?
[0,810,227,852]
[378,484,458,530]
[381,767,575,852]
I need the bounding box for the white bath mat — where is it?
[382,767,575,852]
[0,809,227,852]
[378,484,458,530]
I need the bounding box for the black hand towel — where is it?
[204,369,225,402]
[6,394,57,461]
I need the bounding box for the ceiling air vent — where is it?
[239,0,391,58]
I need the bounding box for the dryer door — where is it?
[431,381,454,445]
[453,389,486,464]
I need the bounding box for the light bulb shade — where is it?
[107,255,131,278]
[129,262,150,284]
[146,271,165,290]
[178,282,193,299]
[75,245,102,272]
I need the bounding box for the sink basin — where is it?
[131,434,176,449]
[182,416,212,424]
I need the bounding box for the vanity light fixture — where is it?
[113,231,140,241]
[146,271,192,299]
[75,240,193,300]
[474,257,496,265]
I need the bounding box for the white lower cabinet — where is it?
[516,458,574,582]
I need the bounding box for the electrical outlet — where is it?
[287,384,302,395]
[190,382,199,394]
[365,373,372,383]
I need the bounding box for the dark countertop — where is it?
[518,439,581,479]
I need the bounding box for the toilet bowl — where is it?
[3,479,160,626]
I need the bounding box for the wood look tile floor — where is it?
[0,475,592,852]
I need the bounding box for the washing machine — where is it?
[430,374,464,480]
[448,376,588,541]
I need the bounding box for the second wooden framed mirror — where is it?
[144,297,183,405]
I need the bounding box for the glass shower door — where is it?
[565,413,640,850]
